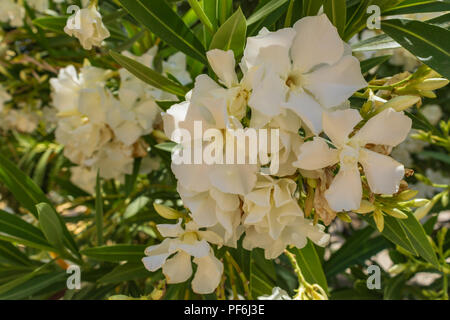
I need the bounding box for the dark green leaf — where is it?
[360,55,392,73]
[247,0,289,26]
[249,248,276,297]
[37,203,64,251]
[98,262,149,284]
[210,8,247,57]
[81,244,147,262]
[324,0,347,37]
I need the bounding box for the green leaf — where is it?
[383,0,450,16]
[37,203,64,251]
[381,19,450,79]
[364,211,439,268]
[352,33,401,52]
[0,153,50,218]
[98,262,149,284]
[289,241,329,294]
[110,51,188,97]
[95,172,104,246]
[0,271,66,300]
[324,227,390,277]
[247,0,289,26]
[418,151,450,165]
[118,0,207,63]
[123,196,150,219]
[249,248,277,297]
[32,148,53,187]
[302,0,324,17]
[0,241,32,266]
[383,273,408,300]
[81,244,147,262]
[210,7,247,57]
[33,16,67,33]
[0,210,52,251]
[323,0,346,37]
[360,55,392,73]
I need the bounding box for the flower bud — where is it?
[419,90,437,99]
[373,209,384,232]
[353,200,375,214]
[414,78,449,91]
[396,189,418,201]
[337,212,352,223]
[389,264,407,275]
[153,203,183,220]
[414,201,434,220]
[384,208,408,219]
[381,95,421,112]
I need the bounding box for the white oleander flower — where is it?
[142,220,223,294]
[70,166,97,194]
[242,175,329,259]
[0,85,11,112]
[27,0,49,12]
[0,0,25,27]
[206,49,253,120]
[294,108,412,212]
[242,14,367,134]
[163,75,258,195]
[177,183,241,245]
[162,52,192,86]
[4,109,39,133]
[258,287,292,300]
[84,141,134,182]
[64,5,110,50]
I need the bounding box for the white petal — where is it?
[248,68,286,117]
[323,109,362,147]
[324,164,362,211]
[142,238,172,271]
[209,187,240,212]
[359,149,405,194]
[172,239,211,258]
[209,163,258,195]
[191,254,224,294]
[171,162,212,193]
[283,90,324,134]
[156,220,184,238]
[178,185,218,227]
[291,14,344,72]
[243,27,296,74]
[304,55,367,109]
[162,251,193,283]
[293,137,339,170]
[162,101,189,143]
[207,49,238,88]
[353,108,412,147]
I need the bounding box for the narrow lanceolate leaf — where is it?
[364,211,439,268]
[0,153,50,218]
[81,245,147,262]
[118,0,207,63]
[288,241,328,294]
[37,203,64,251]
[210,8,247,57]
[0,272,65,300]
[95,172,103,246]
[0,210,52,251]
[247,0,289,26]
[324,227,390,277]
[249,249,277,297]
[323,0,346,37]
[381,19,450,79]
[360,55,392,73]
[302,0,324,17]
[382,0,450,16]
[98,262,149,284]
[110,51,188,97]
[32,16,68,33]
[0,241,32,266]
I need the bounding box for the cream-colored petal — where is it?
[291,14,344,72]
[359,149,405,195]
[207,49,238,88]
[304,55,367,109]
[322,109,362,147]
[192,254,224,294]
[156,219,184,238]
[162,251,193,284]
[283,90,324,134]
[353,108,412,147]
[324,164,362,211]
[142,238,173,271]
[293,137,339,170]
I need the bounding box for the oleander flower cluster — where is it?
[142,14,416,294]
[50,48,191,193]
